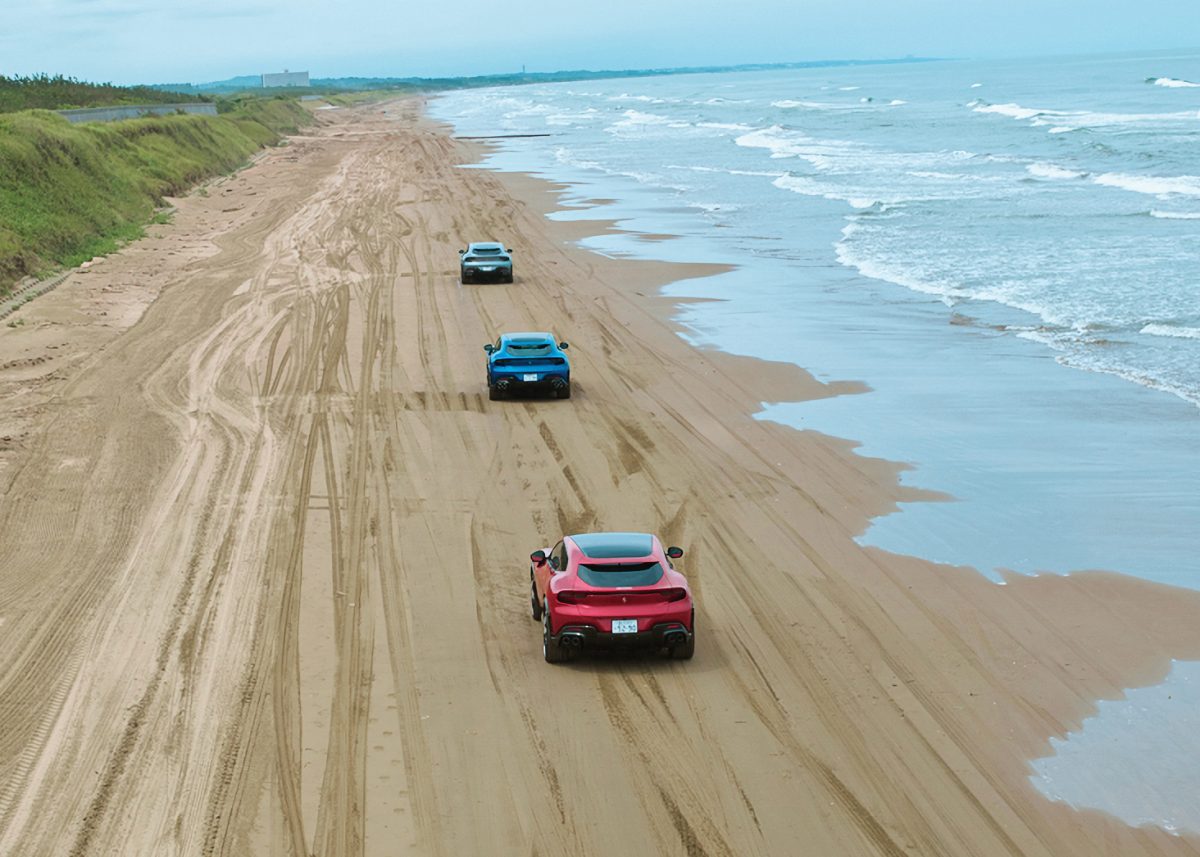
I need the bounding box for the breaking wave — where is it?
[1094,173,1200,198]
[1151,77,1200,88]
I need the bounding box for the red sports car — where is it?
[529,531,694,663]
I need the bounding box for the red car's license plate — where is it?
[612,619,637,634]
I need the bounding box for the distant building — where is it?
[261,70,310,88]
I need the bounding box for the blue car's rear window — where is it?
[507,342,552,354]
[494,357,565,367]
[577,562,664,587]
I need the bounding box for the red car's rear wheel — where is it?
[530,576,542,621]
[542,607,573,663]
[670,610,695,660]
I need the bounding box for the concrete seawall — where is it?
[57,103,218,124]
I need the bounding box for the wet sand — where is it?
[1,98,1199,856]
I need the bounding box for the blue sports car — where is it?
[459,242,514,283]
[484,332,571,400]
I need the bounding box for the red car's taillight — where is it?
[664,587,688,602]
[557,590,588,604]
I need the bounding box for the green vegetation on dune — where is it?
[0,97,310,293]
[0,74,205,112]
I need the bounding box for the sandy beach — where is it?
[1,98,1199,856]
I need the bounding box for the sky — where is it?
[2,0,1198,85]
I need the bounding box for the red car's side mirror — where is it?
[666,546,684,559]
[531,550,547,565]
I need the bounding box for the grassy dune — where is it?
[0,98,311,293]
[0,74,206,112]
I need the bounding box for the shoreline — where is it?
[429,70,1200,592]
[439,107,1200,840]
[1,97,1199,853]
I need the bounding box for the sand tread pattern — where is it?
[2,99,1200,857]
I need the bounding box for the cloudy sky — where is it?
[3,0,1197,84]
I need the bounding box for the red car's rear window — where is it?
[577,562,664,587]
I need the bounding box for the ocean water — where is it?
[1029,658,1200,836]
[430,53,1200,835]
[430,50,1200,587]
[429,56,1200,830]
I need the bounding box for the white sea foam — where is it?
[772,174,841,200]
[835,223,967,298]
[614,109,673,125]
[1153,77,1200,88]
[734,125,811,158]
[889,99,908,106]
[907,170,980,182]
[1149,209,1200,219]
[607,94,668,103]
[970,82,983,88]
[1006,326,1200,407]
[675,165,785,179]
[974,101,1199,131]
[553,146,690,190]
[1141,324,1200,340]
[839,86,860,91]
[1094,172,1200,198]
[770,176,882,208]
[606,109,694,137]
[974,102,1045,120]
[695,121,755,132]
[735,126,867,171]
[546,108,600,126]
[1027,162,1087,180]
[553,146,602,172]
[772,99,864,111]
[1058,109,1200,128]
[688,202,742,213]
[1059,354,1200,407]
